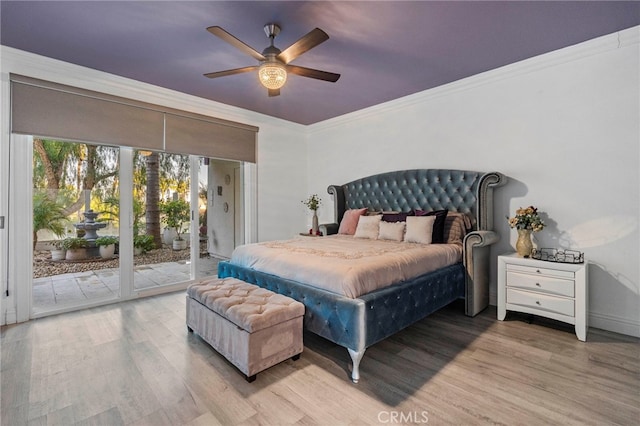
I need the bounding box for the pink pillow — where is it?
[338,208,367,235]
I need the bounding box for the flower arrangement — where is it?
[508,206,545,232]
[301,194,321,211]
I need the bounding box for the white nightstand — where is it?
[497,253,588,341]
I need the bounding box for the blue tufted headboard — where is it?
[327,169,504,232]
[324,169,505,317]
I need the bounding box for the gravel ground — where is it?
[33,243,207,278]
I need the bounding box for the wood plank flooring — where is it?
[2,292,638,425]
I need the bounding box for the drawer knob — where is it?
[536,301,541,305]
[536,269,541,274]
[535,282,541,287]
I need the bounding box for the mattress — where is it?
[229,235,462,298]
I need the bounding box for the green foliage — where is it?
[61,237,89,250]
[99,196,145,235]
[161,199,190,240]
[33,192,69,248]
[95,236,118,246]
[301,194,322,211]
[133,234,155,253]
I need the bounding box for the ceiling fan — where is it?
[204,24,340,97]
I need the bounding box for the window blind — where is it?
[10,74,258,162]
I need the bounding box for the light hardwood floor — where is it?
[2,292,638,425]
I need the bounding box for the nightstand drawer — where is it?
[506,263,574,279]
[507,288,574,317]
[506,271,574,297]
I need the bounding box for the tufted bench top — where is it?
[187,277,305,333]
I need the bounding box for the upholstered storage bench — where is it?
[186,277,305,382]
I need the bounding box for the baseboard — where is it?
[589,311,640,338]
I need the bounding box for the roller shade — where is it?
[165,113,256,163]
[10,74,258,162]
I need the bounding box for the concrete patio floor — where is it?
[33,257,220,311]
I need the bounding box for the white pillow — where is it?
[354,215,382,239]
[378,221,406,242]
[404,216,436,244]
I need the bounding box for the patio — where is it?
[33,256,220,310]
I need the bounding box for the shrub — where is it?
[61,237,89,250]
[133,234,155,253]
[95,236,119,246]
[161,199,190,241]
[33,192,68,249]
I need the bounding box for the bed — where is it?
[218,169,505,382]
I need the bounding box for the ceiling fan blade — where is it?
[207,26,266,61]
[287,65,340,82]
[277,28,329,64]
[204,66,258,79]
[268,88,280,97]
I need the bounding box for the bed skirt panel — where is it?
[359,263,465,346]
[218,261,464,352]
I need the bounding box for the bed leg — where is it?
[347,348,366,384]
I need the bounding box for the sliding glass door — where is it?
[132,150,193,291]
[8,133,246,321]
[31,138,121,314]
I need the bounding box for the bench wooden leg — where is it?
[292,354,300,361]
[246,374,256,383]
[187,326,193,333]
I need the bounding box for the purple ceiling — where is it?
[2,1,639,125]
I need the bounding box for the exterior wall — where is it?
[306,27,640,337]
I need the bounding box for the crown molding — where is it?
[0,45,307,133]
[309,25,640,134]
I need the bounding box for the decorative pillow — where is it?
[354,215,382,239]
[338,208,367,235]
[444,212,472,244]
[404,216,436,244]
[413,209,448,243]
[378,221,406,241]
[382,211,414,222]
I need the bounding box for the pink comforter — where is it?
[230,235,462,298]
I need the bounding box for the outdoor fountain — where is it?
[74,209,106,257]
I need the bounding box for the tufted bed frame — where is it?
[218,169,505,382]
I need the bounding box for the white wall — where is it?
[0,46,309,324]
[306,27,640,337]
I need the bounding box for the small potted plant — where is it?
[49,239,66,261]
[133,234,155,255]
[62,237,89,261]
[95,235,118,259]
[161,199,190,250]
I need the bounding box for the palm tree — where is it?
[144,152,162,247]
[33,192,68,250]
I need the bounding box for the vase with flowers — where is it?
[302,194,322,235]
[507,205,545,257]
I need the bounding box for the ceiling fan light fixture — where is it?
[258,61,287,89]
